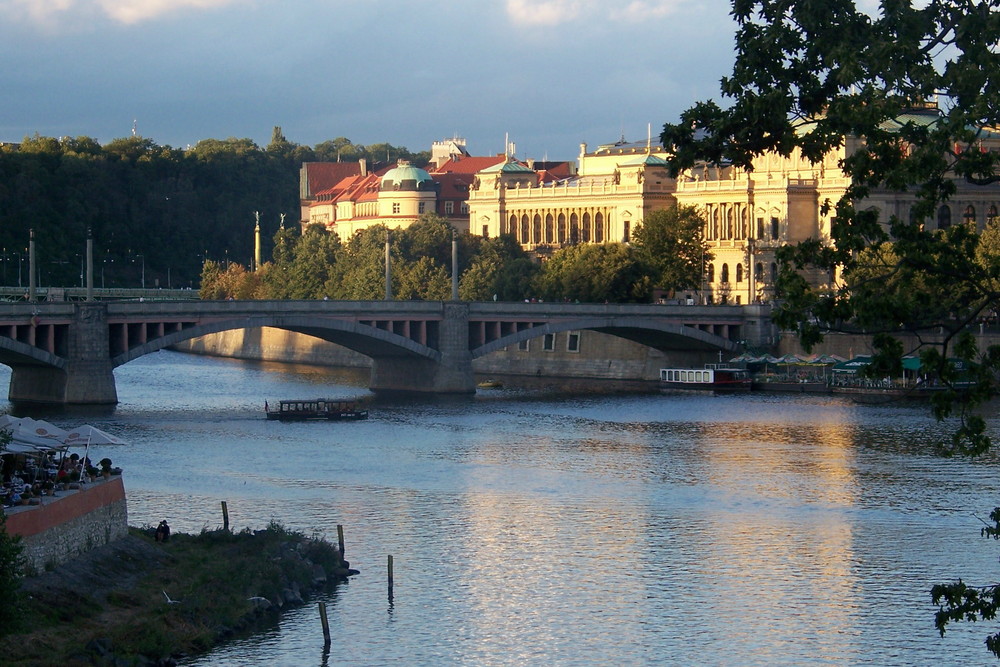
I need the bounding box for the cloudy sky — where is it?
[0,0,738,160]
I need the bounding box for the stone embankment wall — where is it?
[171,327,697,383]
[5,477,128,573]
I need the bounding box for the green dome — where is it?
[381,162,434,191]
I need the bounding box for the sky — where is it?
[0,0,739,161]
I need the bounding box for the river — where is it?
[3,350,1000,666]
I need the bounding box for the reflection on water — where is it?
[1,351,999,665]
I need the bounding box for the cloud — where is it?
[97,0,240,25]
[505,0,687,27]
[609,1,686,22]
[0,0,242,27]
[504,0,583,27]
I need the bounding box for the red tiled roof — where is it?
[432,172,474,200]
[430,155,506,174]
[302,162,363,198]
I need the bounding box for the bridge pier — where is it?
[369,303,475,394]
[7,303,118,405]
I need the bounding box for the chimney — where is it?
[359,158,368,177]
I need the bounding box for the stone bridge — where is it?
[0,300,774,404]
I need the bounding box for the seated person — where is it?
[155,520,170,542]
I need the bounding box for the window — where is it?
[756,217,764,239]
[567,331,581,352]
[989,205,998,225]
[392,202,401,214]
[770,216,779,240]
[460,202,469,214]
[721,263,730,283]
[543,333,555,351]
[623,220,630,243]
[964,205,976,225]
[482,225,489,237]
[418,202,426,214]
[517,339,529,351]
[938,205,952,229]
[736,264,743,283]
[445,201,454,214]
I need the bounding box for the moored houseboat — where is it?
[265,398,369,421]
[659,365,752,392]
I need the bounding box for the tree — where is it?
[631,206,712,293]
[660,0,1000,656]
[535,244,651,303]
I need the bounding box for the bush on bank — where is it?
[0,522,353,666]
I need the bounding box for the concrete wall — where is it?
[5,477,128,573]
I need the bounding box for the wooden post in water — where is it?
[318,601,331,646]
[387,554,394,600]
[337,524,345,557]
[221,501,229,532]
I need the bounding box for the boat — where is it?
[265,398,369,421]
[659,365,752,392]
[477,379,503,389]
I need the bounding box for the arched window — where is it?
[937,205,951,229]
[755,262,763,281]
[713,208,722,239]
[727,208,736,239]
[594,212,604,242]
[508,214,517,236]
[533,214,542,244]
[582,212,591,242]
[721,263,730,283]
[964,205,976,226]
[545,213,554,243]
[990,205,999,226]
[557,213,566,243]
[570,213,580,243]
[771,262,778,282]
[736,264,743,283]
[520,214,529,243]
[707,263,715,282]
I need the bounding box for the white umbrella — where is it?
[64,425,126,446]
[3,417,68,448]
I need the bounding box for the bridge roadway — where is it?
[0,299,774,404]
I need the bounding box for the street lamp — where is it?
[135,254,145,288]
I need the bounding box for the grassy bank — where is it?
[0,523,355,666]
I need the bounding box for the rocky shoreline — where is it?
[1,524,356,666]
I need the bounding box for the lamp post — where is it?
[136,254,145,288]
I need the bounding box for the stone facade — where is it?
[6,477,128,573]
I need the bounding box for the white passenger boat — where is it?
[659,365,752,392]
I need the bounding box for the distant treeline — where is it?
[0,129,429,289]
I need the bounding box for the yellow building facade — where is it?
[468,116,1000,304]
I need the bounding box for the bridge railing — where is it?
[0,286,199,301]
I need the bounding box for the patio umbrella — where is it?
[63,425,126,447]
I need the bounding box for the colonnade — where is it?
[502,206,614,247]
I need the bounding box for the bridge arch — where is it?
[110,316,442,367]
[0,337,67,369]
[471,317,739,359]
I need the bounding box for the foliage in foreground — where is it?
[659,0,1000,657]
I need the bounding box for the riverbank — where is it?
[0,523,355,666]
